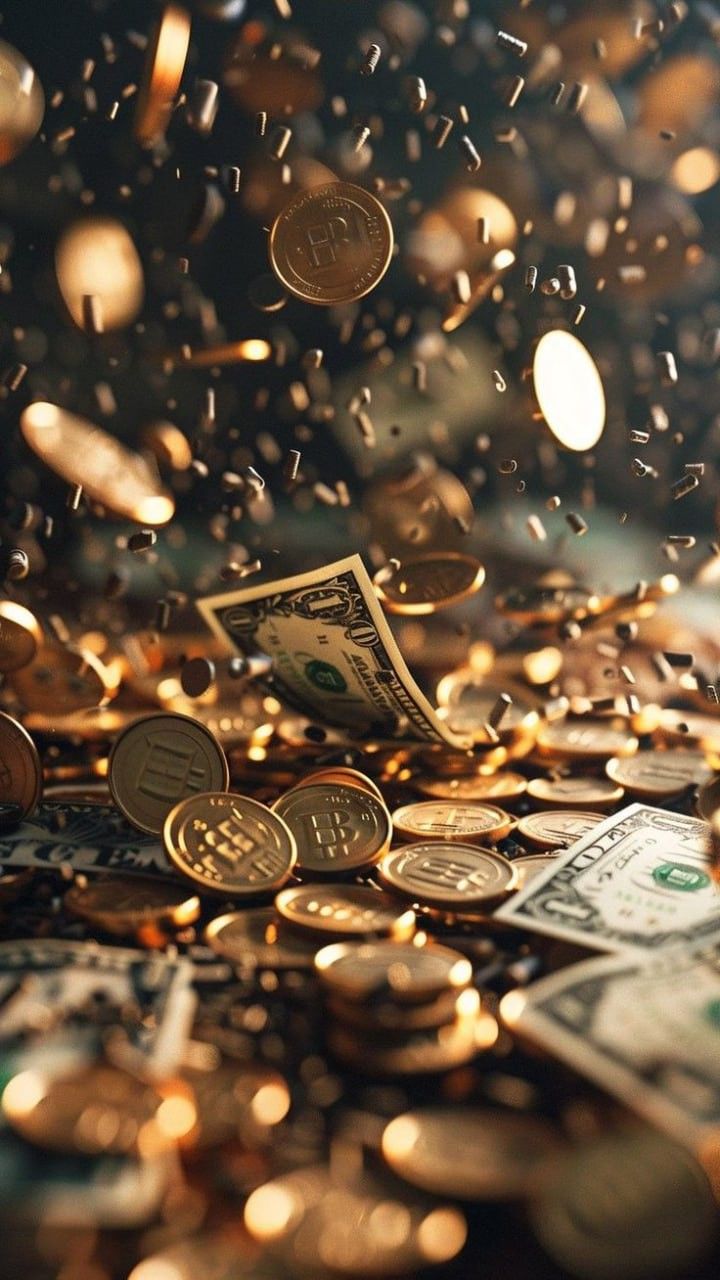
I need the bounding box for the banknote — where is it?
[0,803,173,878]
[197,554,466,746]
[495,803,720,954]
[504,941,720,1149]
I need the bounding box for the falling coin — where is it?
[527,774,624,810]
[606,749,714,800]
[9,643,114,714]
[532,330,606,452]
[269,181,394,304]
[0,39,44,165]
[63,876,201,936]
[164,792,296,896]
[0,601,43,674]
[275,884,415,941]
[373,552,485,615]
[205,908,318,969]
[273,782,392,875]
[0,712,42,821]
[378,842,517,910]
[517,811,603,851]
[109,712,229,834]
[135,3,191,144]
[392,800,513,844]
[314,939,472,1004]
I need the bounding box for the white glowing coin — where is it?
[533,330,606,451]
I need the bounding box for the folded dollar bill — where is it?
[495,803,720,954]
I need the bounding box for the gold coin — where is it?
[656,709,720,754]
[205,908,318,969]
[327,986,464,1034]
[291,767,384,803]
[273,783,391,875]
[326,996,486,1076]
[134,3,191,144]
[527,774,624,810]
[9,643,114,714]
[413,771,528,803]
[0,39,44,165]
[63,875,200,936]
[373,552,485,616]
[392,800,513,844]
[512,853,560,888]
[269,181,394,305]
[164,792,296,896]
[0,712,42,820]
[517,810,603,851]
[109,712,229,834]
[315,939,472,1004]
[532,330,606,451]
[378,842,517,910]
[535,720,639,762]
[0,601,42,674]
[606,749,714,799]
[381,1108,563,1200]
[181,1060,289,1150]
[275,884,415,941]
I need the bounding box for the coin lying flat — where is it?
[606,749,714,799]
[527,774,624,810]
[0,712,42,820]
[315,940,472,1004]
[373,552,485,615]
[517,810,603,851]
[392,800,513,844]
[327,996,486,1075]
[275,884,415,941]
[327,985,463,1034]
[205,908,318,969]
[269,181,394,305]
[109,712,229,834]
[378,842,517,910]
[291,766,384,803]
[413,771,528,803]
[382,1108,563,1200]
[164,792,296,896]
[273,783,391,875]
[535,720,639,762]
[0,601,42,674]
[63,876,200,936]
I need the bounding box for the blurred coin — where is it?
[327,985,463,1034]
[315,939,472,1004]
[392,800,512,844]
[413,771,527,803]
[64,876,200,936]
[273,783,391,875]
[0,39,44,165]
[128,1233,265,1280]
[513,853,560,888]
[531,1131,717,1280]
[327,994,487,1075]
[135,3,191,144]
[382,1107,563,1200]
[535,720,639,762]
[527,774,624,810]
[606,750,714,800]
[656,709,720,754]
[517,811,603,851]
[275,884,415,941]
[495,584,600,626]
[0,712,42,820]
[165,792,295,896]
[109,712,229,834]
[56,218,144,332]
[0,601,42,674]
[206,908,318,969]
[378,842,517,910]
[373,552,485,615]
[532,331,605,452]
[182,1059,290,1149]
[292,766,384,802]
[9,643,114,713]
[269,181,393,305]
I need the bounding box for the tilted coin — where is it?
[392,800,513,844]
[382,1108,563,1200]
[164,792,296,896]
[269,181,394,305]
[273,783,391,875]
[517,810,604,851]
[0,39,44,165]
[9,643,114,713]
[314,939,472,1004]
[373,552,485,615]
[0,712,42,820]
[275,884,415,941]
[109,712,229,834]
[413,770,528,803]
[327,985,464,1034]
[513,853,560,888]
[205,908,318,969]
[606,749,714,799]
[0,601,42,674]
[656,708,720,754]
[378,842,517,910]
[527,774,624,810]
[535,719,639,762]
[532,329,606,451]
[63,876,200,936]
[134,2,191,144]
[291,766,384,803]
[326,995,487,1076]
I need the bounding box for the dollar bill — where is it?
[197,554,465,746]
[0,803,173,878]
[507,941,720,1149]
[495,803,720,954]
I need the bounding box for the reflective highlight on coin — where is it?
[0,712,42,820]
[517,810,604,851]
[273,782,391,874]
[164,792,296,896]
[606,749,714,799]
[275,884,415,940]
[315,939,472,1003]
[392,800,513,844]
[378,842,517,909]
[110,712,229,834]
[373,552,485,615]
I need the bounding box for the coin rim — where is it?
[164,790,296,896]
[377,841,518,907]
[373,551,486,616]
[108,712,230,834]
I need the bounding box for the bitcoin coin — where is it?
[527,774,624,810]
[164,792,296,896]
[269,181,394,305]
[373,552,485,615]
[0,711,42,820]
[535,720,639,762]
[314,939,472,1003]
[382,1108,563,1200]
[413,771,528,803]
[273,783,391,875]
[606,749,714,799]
[63,876,200,936]
[135,3,191,144]
[378,842,517,909]
[392,800,513,843]
[275,884,415,941]
[0,601,42,674]
[109,712,229,834]
[205,908,318,969]
[326,996,485,1075]
[517,810,603,851]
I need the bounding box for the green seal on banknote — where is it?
[304,659,347,693]
[652,863,710,892]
